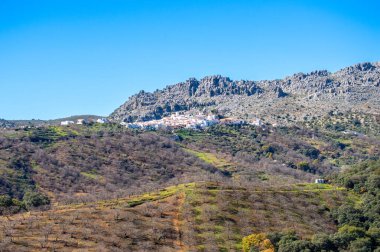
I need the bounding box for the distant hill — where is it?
[109,62,380,127]
[0,119,14,128]
[10,115,104,127]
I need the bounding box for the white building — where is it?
[76,119,88,125]
[60,121,75,126]
[315,179,327,184]
[96,118,108,124]
[249,118,263,126]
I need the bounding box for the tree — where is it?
[332,205,367,227]
[331,225,366,250]
[23,191,50,209]
[242,233,275,252]
[278,240,315,252]
[349,237,373,252]
[311,233,335,251]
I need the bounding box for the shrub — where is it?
[349,237,373,252]
[278,240,315,252]
[296,161,310,171]
[0,195,13,207]
[311,233,335,251]
[332,204,367,227]
[261,145,275,154]
[23,191,50,208]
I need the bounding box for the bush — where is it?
[23,191,50,209]
[296,161,310,171]
[0,195,13,207]
[261,145,275,154]
[278,239,315,252]
[331,228,364,250]
[332,204,367,227]
[311,233,336,251]
[349,237,373,252]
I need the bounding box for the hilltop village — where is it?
[121,112,263,130]
[59,112,263,130]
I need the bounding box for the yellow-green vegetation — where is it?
[80,171,104,181]
[292,183,345,191]
[242,233,274,252]
[184,148,220,164]
[183,148,237,173]
[55,183,194,210]
[27,126,78,144]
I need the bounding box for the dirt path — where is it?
[173,192,187,252]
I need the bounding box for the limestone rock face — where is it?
[109,62,380,124]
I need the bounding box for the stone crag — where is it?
[109,62,380,125]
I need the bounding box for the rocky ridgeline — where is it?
[109,62,380,124]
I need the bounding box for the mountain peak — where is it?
[109,61,380,124]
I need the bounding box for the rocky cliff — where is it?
[109,62,380,124]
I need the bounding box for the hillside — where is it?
[109,62,380,127]
[1,123,378,207]
[0,122,379,250]
[0,124,218,207]
[0,182,355,251]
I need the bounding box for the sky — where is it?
[0,0,379,120]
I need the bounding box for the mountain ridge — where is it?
[109,61,380,124]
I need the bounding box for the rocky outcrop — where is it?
[110,75,263,122]
[109,62,380,123]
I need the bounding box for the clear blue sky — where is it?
[1,0,379,119]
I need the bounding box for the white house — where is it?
[60,121,74,126]
[249,118,263,126]
[76,119,88,125]
[315,179,327,184]
[96,118,108,124]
